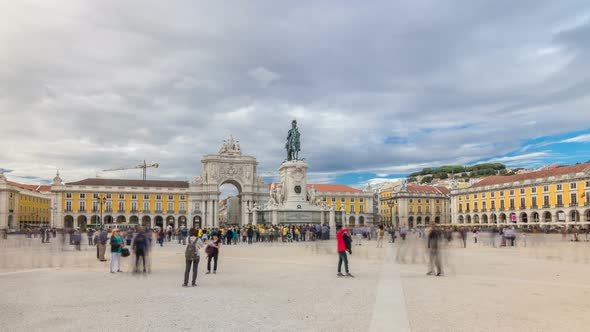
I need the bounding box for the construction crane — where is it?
[102,160,159,181]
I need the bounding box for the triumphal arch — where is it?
[188,135,269,228]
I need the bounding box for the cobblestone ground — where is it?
[0,233,589,331]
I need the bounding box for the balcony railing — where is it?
[465,209,470,213]
[458,209,463,213]
[499,207,505,211]
[481,208,487,212]
[519,205,526,210]
[179,210,186,214]
[490,208,496,211]
[509,205,515,210]
[131,209,139,213]
[78,209,86,213]
[167,210,174,214]
[569,202,578,207]
[118,209,125,213]
[543,204,550,208]
[556,203,564,208]
[143,209,150,213]
[531,205,538,209]
[155,210,162,213]
[105,209,113,212]
[473,208,479,212]
[586,201,590,206]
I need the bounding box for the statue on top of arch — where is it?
[219,134,241,155]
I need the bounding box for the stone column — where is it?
[242,197,250,225]
[252,210,258,226]
[212,200,217,227]
[271,209,278,225]
[320,209,325,225]
[204,200,210,227]
[329,208,335,228]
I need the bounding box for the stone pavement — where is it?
[1,234,590,331]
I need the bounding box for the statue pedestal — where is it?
[258,160,335,237]
[278,160,309,210]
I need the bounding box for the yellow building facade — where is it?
[451,163,590,226]
[312,184,375,226]
[0,172,53,230]
[53,177,190,229]
[381,185,451,228]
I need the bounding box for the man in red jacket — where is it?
[336,226,354,277]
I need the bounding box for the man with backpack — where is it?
[336,226,354,277]
[183,228,203,287]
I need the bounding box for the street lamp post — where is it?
[99,194,105,229]
[386,199,395,228]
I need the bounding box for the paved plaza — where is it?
[1,234,590,332]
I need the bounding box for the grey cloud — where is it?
[2,1,590,183]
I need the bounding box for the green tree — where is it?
[421,176,433,184]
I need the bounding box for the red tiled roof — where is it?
[270,183,363,193]
[66,178,189,188]
[472,162,590,188]
[6,181,52,193]
[406,185,450,195]
[308,184,363,193]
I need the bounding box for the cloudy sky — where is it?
[2,0,590,188]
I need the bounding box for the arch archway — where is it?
[91,215,100,224]
[64,215,74,228]
[556,210,566,223]
[155,215,164,228]
[519,212,528,224]
[458,215,464,224]
[408,216,414,228]
[348,216,356,226]
[103,215,113,224]
[189,138,271,228]
[543,211,552,223]
[509,212,517,224]
[141,216,151,227]
[585,209,590,222]
[116,215,126,224]
[77,215,87,229]
[434,216,440,224]
[166,215,175,228]
[466,215,472,224]
[178,215,187,227]
[359,216,365,225]
[416,216,422,225]
[129,215,139,224]
[193,216,202,228]
[7,215,15,230]
[531,212,540,223]
[499,213,506,224]
[491,213,497,224]
[482,214,488,224]
[425,216,430,224]
[474,215,480,224]
[570,210,580,222]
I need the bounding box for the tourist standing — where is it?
[158,228,165,247]
[206,234,222,274]
[87,229,94,246]
[133,227,149,273]
[376,225,385,248]
[427,227,443,276]
[183,228,203,287]
[109,229,124,273]
[336,226,354,277]
[98,229,108,261]
[247,227,254,244]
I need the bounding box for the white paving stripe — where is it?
[370,246,411,332]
